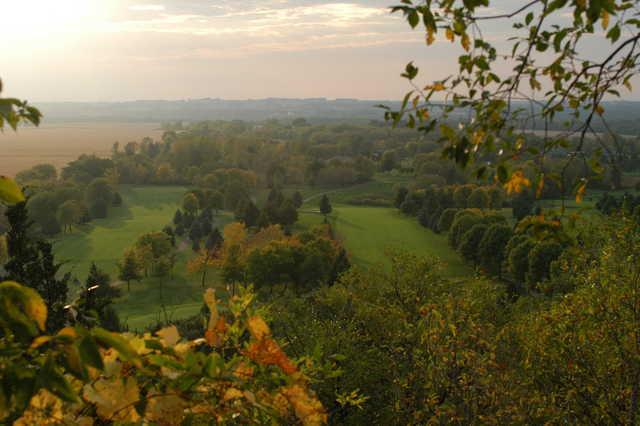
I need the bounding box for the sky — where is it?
[0,0,634,102]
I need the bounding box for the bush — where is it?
[449,214,482,249]
[507,238,535,286]
[526,241,564,288]
[468,187,490,209]
[394,187,408,208]
[478,224,513,276]
[437,208,459,232]
[458,223,488,262]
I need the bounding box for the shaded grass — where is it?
[53,185,233,331]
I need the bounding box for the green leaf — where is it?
[39,357,78,403]
[78,336,104,371]
[92,328,138,362]
[408,10,419,28]
[0,176,25,204]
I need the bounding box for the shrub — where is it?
[437,208,459,232]
[449,214,482,249]
[478,224,513,276]
[468,187,490,209]
[526,241,564,288]
[458,223,488,263]
[507,238,535,286]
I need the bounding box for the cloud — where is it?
[128,4,166,11]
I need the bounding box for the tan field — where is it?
[0,122,162,176]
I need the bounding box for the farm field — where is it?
[0,122,162,176]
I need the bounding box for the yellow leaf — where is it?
[595,104,605,115]
[223,388,244,402]
[282,385,327,426]
[536,174,545,199]
[601,10,609,30]
[156,325,180,347]
[247,316,270,340]
[14,390,63,426]
[503,170,531,195]
[461,34,470,51]
[83,377,140,422]
[576,180,587,203]
[426,27,435,45]
[145,392,187,426]
[624,80,633,91]
[445,28,455,42]
[0,176,25,204]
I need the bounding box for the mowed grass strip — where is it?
[300,205,472,277]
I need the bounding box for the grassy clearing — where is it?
[300,206,472,277]
[53,185,233,331]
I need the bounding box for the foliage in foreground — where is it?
[0,284,326,425]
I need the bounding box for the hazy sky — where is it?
[0,0,633,102]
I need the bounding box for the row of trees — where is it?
[189,222,349,295]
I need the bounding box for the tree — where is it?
[85,178,113,208]
[527,241,564,289]
[234,198,260,228]
[453,185,473,209]
[394,187,408,208]
[118,249,141,292]
[3,202,69,331]
[278,199,299,228]
[112,192,123,206]
[512,190,535,221]
[467,187,490,209]
[478,223,513,277]
[437,208,458,232]
[388,0,640,201]
[173,209,183,226]
[458,223,488,263]
[319,195,332,223]
[57,200,84,233]
[88,198,108,219]
[77,263,120,331]
[448,213,481,249]
[26,192,61,235]
[292,191,304,209]
[380,150,397,172]
[507,238,536,287]
[182,192,200,216]
[205,228,223,252]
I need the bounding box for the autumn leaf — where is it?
[14,390,63,426]
[83,377,141,422]
[245,338,297,375]
[504,170,531,195]
[536,174,545,198]
[426,27,435,45]
[445,28,455,42]
[282,385,327,426]
[575,180,587,203]
[223,387,244,402]
[247,316,270,340]
[601,10,610,30]
[145,392,187,426]
[461,34,470,51]
[156,325,180,347]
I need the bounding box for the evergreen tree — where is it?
[189,222,203,250]
[173,209,183,226]
[319,195,332,223]
[205,228,223,253]
[79,263,120,331]
[3,202,70,332]
[292,191,304,209]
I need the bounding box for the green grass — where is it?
[52,185,234,331]
[300,206,472,277]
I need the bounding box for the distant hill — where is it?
[35,98,640,135]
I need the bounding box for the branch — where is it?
[471,0,542,21]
